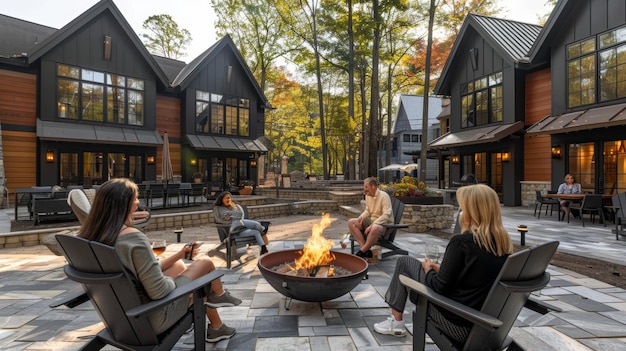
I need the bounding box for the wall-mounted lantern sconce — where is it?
[147,155,155,165]
[103,35,112,61]
[469,48,479,71]
[501,151,510,162]
[451,155,460,164]
[551,145,562,159]
[190,158,197,166]
[250,160,257,168]
[46,150,55,163]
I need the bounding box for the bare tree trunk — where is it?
[368,0,381,178]
[386,64,393,166]
[347,0,356,180]
[420,0,436,182]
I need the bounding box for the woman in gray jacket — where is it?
[214,191,269,254]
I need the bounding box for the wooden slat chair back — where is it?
[350,196,409,259]
[213,205,269,269]
[400,240,559,351]
[53,234,222,351]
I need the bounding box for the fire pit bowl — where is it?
[258,250,368,302]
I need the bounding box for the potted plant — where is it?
[239,179,255,195]
[379,176,443,205]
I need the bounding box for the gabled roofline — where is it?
[172,35,270,108]
[26,0,169,88]
[434,14,541,95]
[528,0,574,61]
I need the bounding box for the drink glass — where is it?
[152,240,166,256]
[425,244,440,263]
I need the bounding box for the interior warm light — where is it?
[147,155,155,165]
[250,160,257,167]
[451,155,459,164]
[190,158,197,166]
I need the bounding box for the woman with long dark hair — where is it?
[214,191,269,254]
[78,178,241,343]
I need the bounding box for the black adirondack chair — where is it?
[400,240,559,351]
[350,196,409,259]
[211,205,270,269]
[51,234,223,351]
[614,193,626,240]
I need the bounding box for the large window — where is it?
[195,90,250,136]
[567,25,626,108]
[460,72,502,128]
[567,38,596,107]
[568,143,595,192]
[57,64,144,126]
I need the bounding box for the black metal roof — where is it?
[0,14,55,58]
[434,14,542,95]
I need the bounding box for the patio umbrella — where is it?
[162,131,173,184]
[401,163,419,173]
[379,164,404,171]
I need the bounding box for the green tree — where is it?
[141,14,191,59]
[210,0,295,91]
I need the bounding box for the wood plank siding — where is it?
[0,70,37,193]
[524,68,552,182]
[156,95,181,177]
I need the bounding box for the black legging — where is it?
[384,256,470,343]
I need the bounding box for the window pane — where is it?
[57,64,79,78]
[196,101,209,133]
[196,90,210,101]
[60,152,79,186]
[567,43,580,59]
[491,86,503,122]
[211,104,224,133]
[107,74,125,87]
[489,72,502,86]
[107,86,125,123]
[211,93,223,103]
[57,79,79,119]
[581,38,596,55]
[127,91,144,126]
[239,106,249,136]
[599,32,615,49]
[403,134,410,142]
[461,95,474,128]
[225,105,237,135]
[411,134,419,142]
[127,78,144,90]
[109,153,126,179]
[81,83,104,121]
[82,69,105,83]
[475,91,488,125]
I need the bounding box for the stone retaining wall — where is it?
[403,204,456,232]
[520,181,552,207]
[0,200,340,249]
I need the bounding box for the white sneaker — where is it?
[374,316,406,337]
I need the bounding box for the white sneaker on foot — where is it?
[374,316,406,337]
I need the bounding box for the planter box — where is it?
[394,196,443,205]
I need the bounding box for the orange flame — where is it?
[294,213,335,270]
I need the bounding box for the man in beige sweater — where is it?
[348,177,393,257]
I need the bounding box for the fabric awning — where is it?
[37,119,163,146]
[429,121,524,149]
[186,134,268,152]
[526,103,626,134]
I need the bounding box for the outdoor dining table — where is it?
[545,193,613,221]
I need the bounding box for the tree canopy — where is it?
[141,14,191,59]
